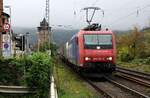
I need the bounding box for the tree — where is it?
[39,42,58,56]
[117,27,146,61]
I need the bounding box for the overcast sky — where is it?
[3,0,150,30]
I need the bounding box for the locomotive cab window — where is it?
[84,34,113,49]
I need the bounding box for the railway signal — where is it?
[15,35,25,51]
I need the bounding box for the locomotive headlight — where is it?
[85,57,91,61]
[107,57,113,61]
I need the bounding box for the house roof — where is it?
[2,12,10,18]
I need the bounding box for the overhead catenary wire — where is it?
[73,0,150,29]
[73,0,77,16]
[88,0,106,26]
[105,0,138,16]
[72,0,83,28]
[72,0,103,28]
[91,0,137,18]
[109,3,150,27]
[89,0,150,29]
[92,0,99,6]
[90,0,105,17]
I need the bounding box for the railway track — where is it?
[105,76,150,98]
[85,76,150,98]
[85,78,114,98]
[115,73,150,87]
[83,67,150,98]
[116,67,150,87]
[116,66,150,80]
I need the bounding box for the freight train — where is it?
[60,24,116,73]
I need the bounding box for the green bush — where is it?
[120,53,134,62]
[145,57,150,65]
[39,42,58,56]
[131,57,150,65]
[0,57,24,85]
[25,52,52,97]
[0,52,52,98]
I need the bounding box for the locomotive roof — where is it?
[68,29,114,43]
[79,30,114,34]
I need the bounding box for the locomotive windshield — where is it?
[84,34,113,49]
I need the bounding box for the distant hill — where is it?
[52,29,78,45]
[12,27,38,46]
[12,27,78,46]
[12,27,133,47]
[13,27,37,34]
[141,27,150,32]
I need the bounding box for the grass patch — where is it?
[53,59,99,98]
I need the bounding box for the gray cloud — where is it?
[4,0,150,30]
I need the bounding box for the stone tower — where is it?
[37,18,51,49]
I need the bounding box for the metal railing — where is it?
[0,85,35,94]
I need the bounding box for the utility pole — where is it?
[46,0,51,53]
[46,0,51,43]
[46,0,49,25]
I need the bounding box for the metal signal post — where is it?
[14,35,25,51]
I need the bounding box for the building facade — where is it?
[0,0,11,56]
[0,0,3,56]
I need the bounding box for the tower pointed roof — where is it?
[40,18,49,27]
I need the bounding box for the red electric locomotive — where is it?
[61,24,116,73]
[60,7,116,73]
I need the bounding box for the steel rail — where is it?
[0,85,35,94]
[116,67,150,80]
[105,76,150,98]
[115,73,150,87]
[84,78,115,98]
